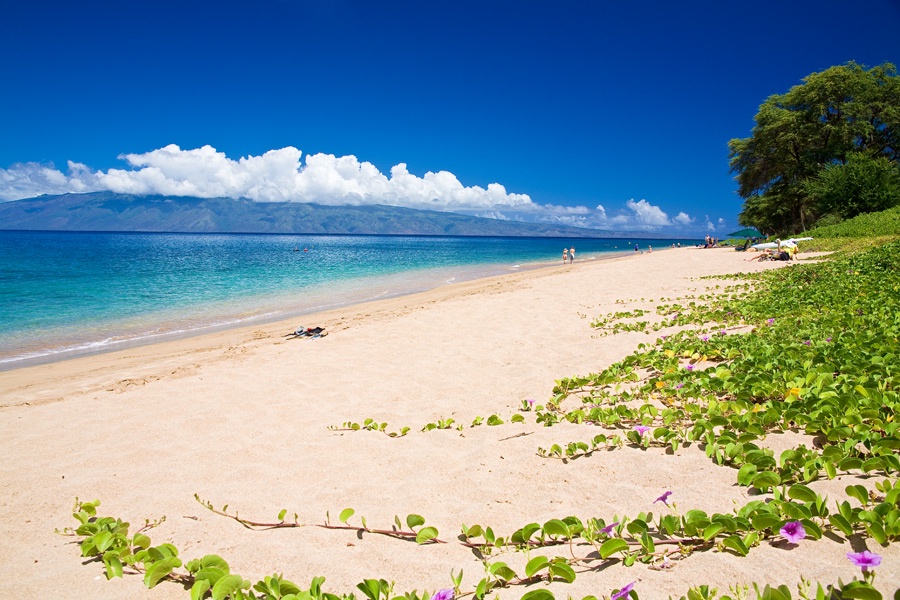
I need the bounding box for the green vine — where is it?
[63,239,900,600]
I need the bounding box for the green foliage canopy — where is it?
[803,152,900,220]
[729,61,900,234]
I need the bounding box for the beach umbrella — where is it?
[727,227,763,238]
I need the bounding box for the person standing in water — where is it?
[562,248,568,264]
[569,247,575,263]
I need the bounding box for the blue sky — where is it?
[1,0,898,236]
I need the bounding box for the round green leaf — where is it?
[702,522,725,541]
[751,471,781,490]
[144,556,182,589]
[787,484,817,503]
[211,574,245,600]
[841,584,883,600]
[406,514,426,529]
[542,519,570,539]
[548,561,577,584]
[415,526,439,544]
[519,590,556,600]
[599,537,629,559]
[191,580,211,600]
[524,556,550,578]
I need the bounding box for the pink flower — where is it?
[685,364,694,371]
[654,491,672,505]
[780,521,805,544]
[611,582,635,600]
[847,550,882,570]
[634,425,650,437]
[601,521,619,535]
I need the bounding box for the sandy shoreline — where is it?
[1,247,896,599]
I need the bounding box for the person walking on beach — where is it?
[634,243,639,252]
[562,248,568,264]
[569,247,575,263]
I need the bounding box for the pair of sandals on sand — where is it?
[288,326,327,339]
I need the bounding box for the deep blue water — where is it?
[0,231,699,369]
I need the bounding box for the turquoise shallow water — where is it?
[0,231,699,369]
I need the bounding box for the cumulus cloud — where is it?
[0,144,704,233]
[624,199,671,227]
[95,144,535,211]
[601,198,699,231]
[674,212,694,225]
[0,160,101,200]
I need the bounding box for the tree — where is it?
[804,152,900,220]
[729,62,900,234]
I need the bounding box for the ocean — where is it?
[0,231,699,369]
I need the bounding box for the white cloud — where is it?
[703,215,726,232]
[600,199,696,231]
[95,144,534,211]
[624,199,672,227]
[673,212,694,225]
[0,160,101,200]
[0,144,705,234]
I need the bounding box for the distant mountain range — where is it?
[0,192,623,238]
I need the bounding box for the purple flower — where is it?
[701,335,709,342]
[767,318,775,325]
[611,582,635,600]
[432,590,454,600]
[654,491,672,505]
[527,399,535,407]
[675,383,684,389]
[780,521,806,544]
[634,425,650,437]
[826,337,832,342]
[601,521,619,535]
[847,550,882,570]
[719,330,726,336]
[803,340,812,346]
[661,335,668,340]
[685,364,694,371]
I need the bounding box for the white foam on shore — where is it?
[0,249,635,371]
[0,258,554,370]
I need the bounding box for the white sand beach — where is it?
[1,247,896,600]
